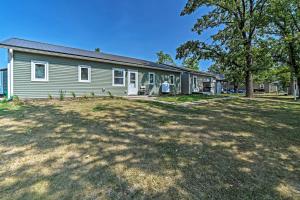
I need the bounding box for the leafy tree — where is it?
[254,65,291,91]
[275,66,291,90]
[95,48,101,52]
[182,57,200,71]
[177,0,269,98]
[156,51,175,65]
[267,0,300,95]
[209,62,244,92]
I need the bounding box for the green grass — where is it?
[254,94,300,102]
[0,98,299,199]
[0,101,21,114]
[157,94,228,103]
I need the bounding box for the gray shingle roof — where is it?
[0,38,180,72]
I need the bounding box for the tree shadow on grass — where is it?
[0,98,299,199]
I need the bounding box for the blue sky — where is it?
[0,0,213,70]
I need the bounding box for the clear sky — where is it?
[0,0,213,70]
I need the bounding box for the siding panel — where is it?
[13,51,181,98]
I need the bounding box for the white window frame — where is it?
[149,72,155,85]
[31,61,49,82]
[169,75,175,85]
[78,65,91,83]
[112,68,125,86]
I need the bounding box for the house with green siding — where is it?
[180,70,216,95]
[0,38,183,99]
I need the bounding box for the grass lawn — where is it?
[157,94,228,103]
[254,94,300,103]
[0,97,299,199]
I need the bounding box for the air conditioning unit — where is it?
[162,81,170,93]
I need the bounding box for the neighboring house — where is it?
[253,82,278,93]
[215,73,279,94]
[0,68,7,96]
[180,70,216,95]
[214,74,225,95]
[0,38,182,99]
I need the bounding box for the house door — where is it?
[128,71,138,95]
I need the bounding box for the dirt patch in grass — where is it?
[0,98,299,199]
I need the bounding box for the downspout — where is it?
[7,49,14,99]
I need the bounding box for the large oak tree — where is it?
[177,0,269,98]
[267,0,300,95]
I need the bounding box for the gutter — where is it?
[0,44,183,73]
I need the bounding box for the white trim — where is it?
[7,49,13,98]
[78,65,91,83]
[112,68,125,86]
[169,74,175,85]
[10,49,13,97]
[31,60,49,82]
[149,72,155,85]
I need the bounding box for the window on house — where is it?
[78,65,91,82]
[169,75,175,85]
[260,84,264,89]
[113,68,125,86]
[31,61,48,81]
[0,72,2,87]
[149,73,155,85]
[193,76,197,89]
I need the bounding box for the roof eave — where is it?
[0,44,182,73]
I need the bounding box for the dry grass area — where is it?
[0,97,299,199]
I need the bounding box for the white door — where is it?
[128,71,138,95]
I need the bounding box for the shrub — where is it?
[12,95,22,105]
[48,93,53,100]
[90,92,95,97]
[59,90,66,101]
[71,91,76,98]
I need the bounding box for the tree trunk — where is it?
[297,77,300,98]
[234,83,239,93]
[287,42,299,96]
[244,40,254,98]
[245,70,254,98]
[289,76,294,95]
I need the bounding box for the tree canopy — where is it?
[266,0,300,94]
[177,0,270,97]
[156,51,176,65]
[182,57,200,71]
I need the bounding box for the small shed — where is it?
[0,68,8,96]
